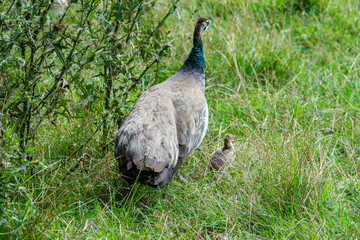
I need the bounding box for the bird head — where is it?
[193,17,211,47]
[223,134,234,150]
[224,134,234,141]
[196,17,211,35]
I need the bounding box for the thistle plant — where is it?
[0,1,177,232]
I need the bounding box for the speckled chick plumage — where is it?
[114,18,211,188]
[209,134,235,171]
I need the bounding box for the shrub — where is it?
[0,0,177,236]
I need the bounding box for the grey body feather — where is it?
[208,149,234,171]
[208,134,234,171]
[114,69,208,187]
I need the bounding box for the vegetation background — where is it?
[1,0,360,238]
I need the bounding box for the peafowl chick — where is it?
[114,18,211,188]
[208,134,234,171]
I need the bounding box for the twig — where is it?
[125,0,144,43]
[126,0,179,64]
[137,44,169,80]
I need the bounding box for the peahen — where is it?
[114,18,211,188]
[208,134,234,171]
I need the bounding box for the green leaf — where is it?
[47,38,66,67]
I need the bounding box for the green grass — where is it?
[2,0,360,238]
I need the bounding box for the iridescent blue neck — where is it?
[180,39,205,74]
